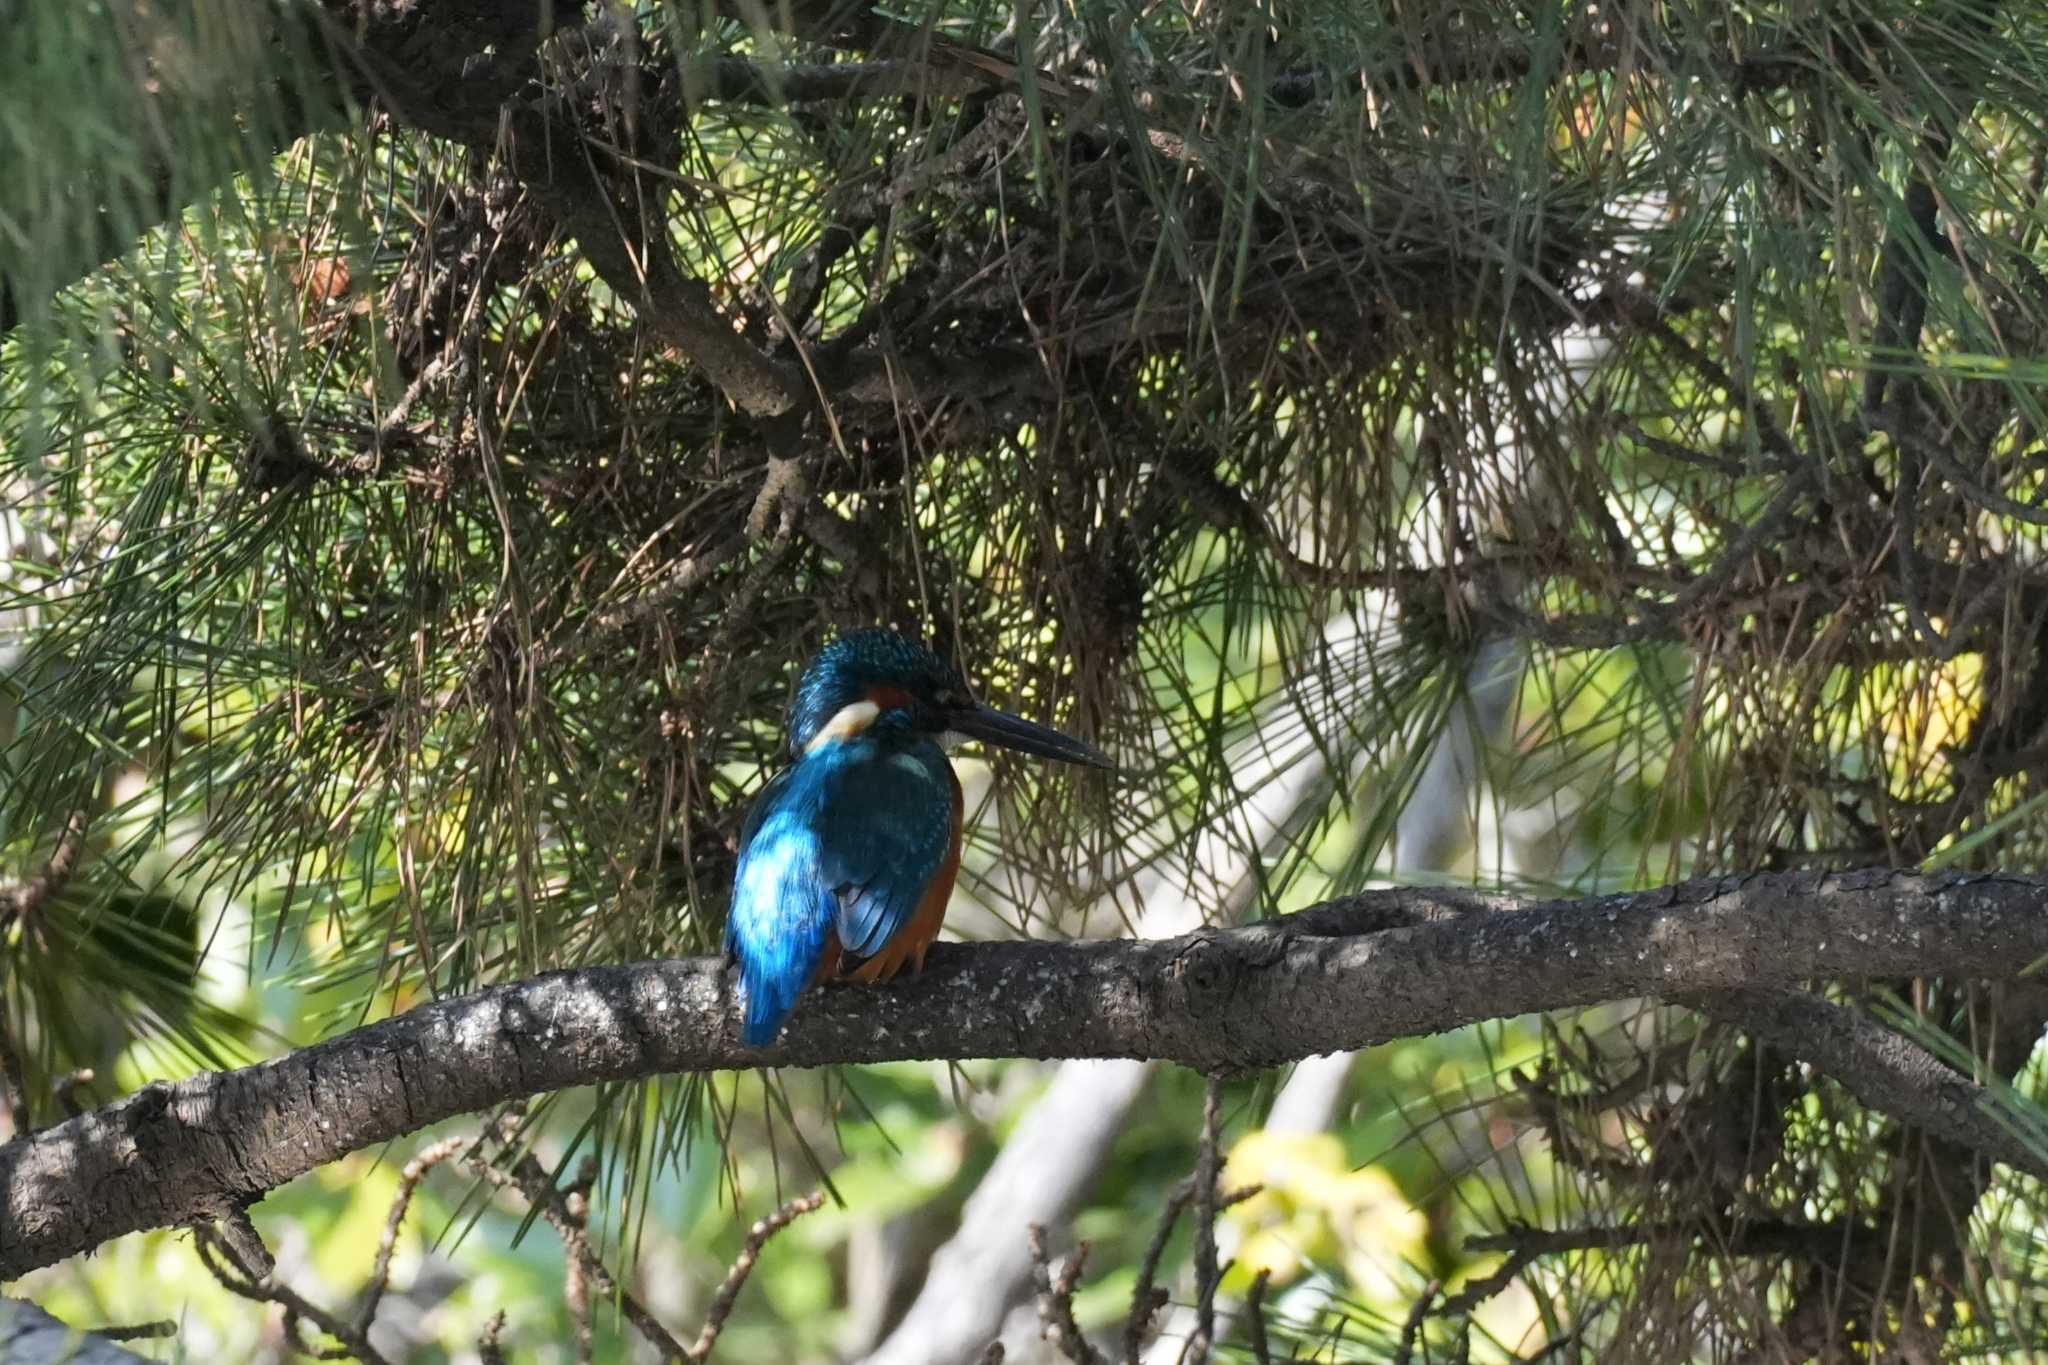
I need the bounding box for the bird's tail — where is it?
[731,885,837,1047]
[739,962,801,1047]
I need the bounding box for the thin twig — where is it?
[747,455,806,539]
[465,1151,690,1362]
[688,1190,827,1360]
[1439,1253,1527,1315]
[582,536,745,636]
[0,813,90,1137]
[1188,1077,1226,1363]
[565,1154,600,1364]
[1244,1268,1273,1365]
[1124,1180,1194,1363]
[0,811,89,927]
[1514,1305,1607,1364]
[1029,1223,1105,1365]
[567,1228,593,1364]
[374,344,469,447]
[478,1311,509,1365]
[357,1134,474,1335]
[196,1224,393,1365]
[95,1321,177,1342]
[463,1125,819,1365]
[1510,1067,1646,1185]
[52,1068,94,1118]
[1392,1280,1440,1365]
[678,55,997,108]
[1463,1218,1864,1259]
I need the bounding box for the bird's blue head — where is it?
[787,628,1112,769]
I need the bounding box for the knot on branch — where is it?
[1167,929,1239,1012]
[121,1081,174,1135]
[498,997,536,1037]
[1165,922,1314,1070]
[1168,923,1300,1025]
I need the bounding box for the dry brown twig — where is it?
[463,1129,823,1363]
[0,811,89,928]
[566,1223,594,1363]
[689,1189,830,1360]
[1116,1075,1267,1365]
[52,1067,94,1118]
[477,1310,509,1365]
[354,1133,476,1338]
[1393,1278,1443,1365]
[195,1218,392,1365]
[212,1205,275,1280]
[566,1156,599,1365]
[1125,1179,1197,1361]
[1029,1222,1105,1365]
[1243,1269,1274,1365]
[1187,1076,1227,1362]
[1117,1174,1267,1363]
[465,1148,686,1360]
[1059,1076,1266,1365]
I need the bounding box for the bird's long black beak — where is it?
[948,705,1113,769]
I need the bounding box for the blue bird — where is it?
[727,629,1111,1046]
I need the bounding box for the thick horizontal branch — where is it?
[5,869,2048,1278]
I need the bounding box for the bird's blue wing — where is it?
[725,740,957,1044]
[727,766,839,1045]
[812,742,957,959]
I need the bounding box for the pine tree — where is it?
[6,2,2048,1359]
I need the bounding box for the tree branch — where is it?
[1027,1227,1104,1365]
[678,57,992,107]
[337,30,808,422]
[1697,986,2048,1174]
[1462,1218,1873,1262]
[5,869,2048,1278]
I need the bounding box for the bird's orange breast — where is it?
[842,772,964,984]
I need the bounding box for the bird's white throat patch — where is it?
[808,700,881,750]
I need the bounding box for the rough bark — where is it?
[4,869,2048,1279]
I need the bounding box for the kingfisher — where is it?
[727,628,1111,1046]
